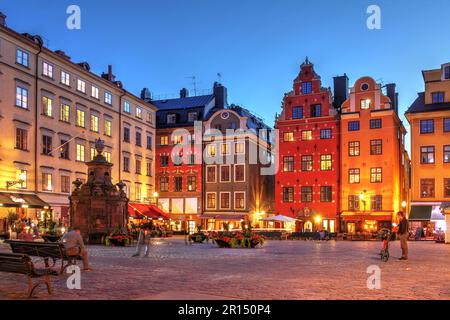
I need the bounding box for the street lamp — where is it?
[402,201,407,209]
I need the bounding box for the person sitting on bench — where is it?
[61,227,91,272]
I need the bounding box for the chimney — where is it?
[385,83,398,113]
[333,74,349,111]
[101,65,115,82]
[213,82,228,109]
[0,12,6,27]
[180,88,189,98]
[140,88,152,102]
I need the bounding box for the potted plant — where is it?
[189,225,207,243]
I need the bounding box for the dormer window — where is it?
[188,112,197,122]
[301,82,312,94]
[360,99,371,109]
[444,66,450,80]
[167,114,177,124]
[432,92,444,103]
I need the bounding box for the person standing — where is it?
[397,212,409,261]
[132,227,151,257]
[61,227,91,271]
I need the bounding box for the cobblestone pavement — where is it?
[1,238,449,300]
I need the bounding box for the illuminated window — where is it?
[187,176,196,192]
[90,147,97,161]
[60,103,70,122]
[91,86,99,99]
[160,136,169,146]
[104,91,112,105]
[235,192,245,209]
[360,99,371,109]
[444,179,450,197]
[16,48,29,67]
[302,130,313,141]
[349,141,360,156]
[60,140,69,159]
[90,114,99,132]
[320,154,332,171]
[124,101,131,113]
[284,131,294,142]
[420,179,435,198]
[235,142,245,154]
[42,96,53,117]
[349,168,360,184]
[173,135,183,144]
[76,109,85,127]
[61,71,70,86]
[42,61,53,78]
[444,145,450,163]
[104,151,111,163]
[301,155,313,171]
[15,128,28,151]
[370,167,382,183]
[42,173,52,191]
[207,144,216,157]
[76,144,85,162]
[206,193,216,209]
[283,187,294,203]
[283,156,294,172]
[136,106,142,119]
[77,79,86,93]
[135,184,142,201]
[16,170,27,189]
[16,86,28,109]
[159,177,169,192]
[104,119,112,136]
[221,143,229,155]
[420,146,435,164]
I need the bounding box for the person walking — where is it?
[61,227,91,272]
[397,212,409,261]
[132,227,151,257]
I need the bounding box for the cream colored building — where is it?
[0,15,156,231]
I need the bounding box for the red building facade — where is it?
[275,59,340,232]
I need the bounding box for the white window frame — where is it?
[206,165,217,183]
[16,85,29,109]
[235,142,245,154]
[76,109,85,128]
[42,95,53,117]
[221,143,230,155]
[104,91,112,105]
[234,191,246,210]
[124,100,131,113]
[61,70,70,86]
[42,173,53,191]
[90,114,99,132]
[104,119,112,136]
[136,106,142,119]
[219,192,231,210]
[16,48,29,67]
[42,61,53,78]
[206,192,217,210]
[207,144,216,157]
[76,143,85,162]
[220,165,231,183]
[77,79,86,93]
[234,164,246,183]
[91,86,99,99]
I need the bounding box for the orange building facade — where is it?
[340,77,408,233]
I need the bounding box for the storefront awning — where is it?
[128,203,170,220]
[200,213,246,221]
[0,192,50,209]
[409,206,432,221]
[340,213,392,221]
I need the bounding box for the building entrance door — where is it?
[347,222,356,234]
[187,220,196,235]
[304,221,313,232]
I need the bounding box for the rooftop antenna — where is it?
[217,72,222,83]
[185,76,197,96]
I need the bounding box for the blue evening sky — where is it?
[1,0,449,146]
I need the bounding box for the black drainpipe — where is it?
[34,38,43,194]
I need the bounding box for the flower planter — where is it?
[190,233,207,243]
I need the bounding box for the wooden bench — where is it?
[0,252,55,298]
[5,240,80,275]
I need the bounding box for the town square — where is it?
[0,0,449,305]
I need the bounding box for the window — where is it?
[90,114,99,132]
[104,151,111,163]
[136,131,142,146]
[145,161,152,176]
[146,135,153,150]
[60,140,69,159]
[310,104,321,117]
[90,147,98,161]
[60,103,70,122]
[235,142,245,154]
[349,141,360,156]
[301,82,312,94]
[188,112,197,122]
[42,96,53,117]
[42,173,52,191]
[91,86,99,99]
[370,139,383,155]
[371,195,382,211]
[360,99,371,109]
[302,130,313,141]
[292,106,303,119]
[370,119,382,129]
[349,168,360,184]
[136,107,142,119]
[77,79,86,93]
[370,167,382,183]
[207,145,216,157]
[61,176,70,193]
[284,132,294,142]
[123,101,130,113]
[42,135,52,155]
[16,48,29,67]
[432,92,445,103]
[160,136,169,146]
[348,121,360,131]
[320,186,332,202]
[235,164,245,182]
[283,187,294,203]
[61,71,70,86]
[320,154,332,171]
[146,112,153,124]
[167,114,177,124]
[123,156,130,172]
[445,66,450,80]
[444,118,450,132]
[220,166,231,182]
[160,177,169,192]
[15,128,28,150]
[135,184,142,201]
[104,119,112,136]
[444,179,450,197]
[221,143,230,155]
[320,129,332,139]
[348,195,360,211]
[283,156,294,172]
[16,170,27,189]
[420,119,434,134]
[301,155,313,171]
[420,179,435,198]
[421,146,435,164]
[160,155,169,167]
[42,61,53,78]
[444,145,450,163]
[76,109,85,127]
[173,135,183,145]
[187,176,196,192]
[206,193,216,209]
[220,193,231,209]
[235,192,245,209]
[104,91,112,105]
[135,159,141,175]
[207,166,216,183]
[301,186,313,202]
[76,144,85,162]
[123,127,130,143]
[16,86,28,109]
